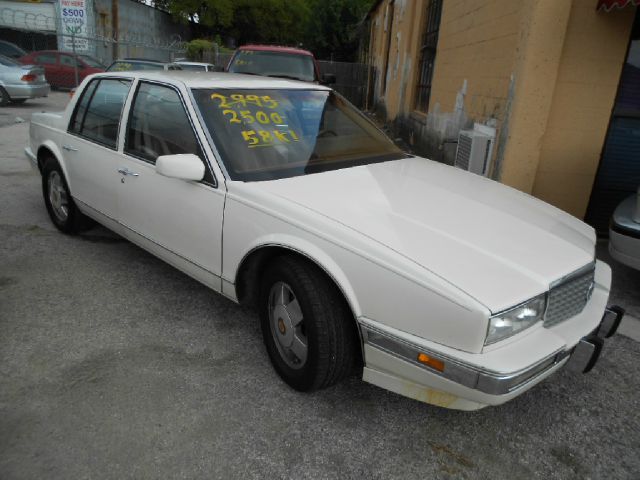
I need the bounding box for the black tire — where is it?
[10,98,27,104]
[42,157,89,234]
[0,87,10,107]
[259,255,356,392]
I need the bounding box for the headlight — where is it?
[485,295,547,345]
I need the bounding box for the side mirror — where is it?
[321,73,336,85]
[156,154,205,181]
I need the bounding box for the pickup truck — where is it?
[25,70,624,410]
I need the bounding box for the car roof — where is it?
[237,44,315,57]
[115,58,174,64]
[27,50,75,56]
[91,70,331,90]
[175,61,214,66]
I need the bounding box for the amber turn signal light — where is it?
[417,352,445,372]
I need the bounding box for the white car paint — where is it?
[609,187,640,271]
[26,71,618,410]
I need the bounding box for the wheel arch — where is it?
[234,242,364,360]
[36,142,67,179]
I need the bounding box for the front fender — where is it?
[234,233,363,318]
[222,193,490,353]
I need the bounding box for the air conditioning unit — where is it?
[454,124,495,176]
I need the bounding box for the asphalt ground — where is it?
[1,93,639,480]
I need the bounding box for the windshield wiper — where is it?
[266,74,305,82]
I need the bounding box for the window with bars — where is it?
[414,0,443,112]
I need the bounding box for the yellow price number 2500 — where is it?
[223,110,284,125]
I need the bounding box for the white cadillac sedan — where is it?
[26,71,624,410]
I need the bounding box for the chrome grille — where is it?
[544,265,595,327]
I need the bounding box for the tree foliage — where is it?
[155,0,374,61]
[303,0,372,61]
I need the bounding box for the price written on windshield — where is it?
[210,92,301,148]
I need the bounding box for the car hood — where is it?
[247,157,596,312]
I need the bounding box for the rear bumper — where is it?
[4,83,50,99]
[361,307,624,410]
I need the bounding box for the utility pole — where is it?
[111,0,118,62]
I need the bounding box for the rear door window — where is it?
[69,78,132,149]
[35,53,57,65]
[59,54,80,67]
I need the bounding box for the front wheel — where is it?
[259,255,357,392]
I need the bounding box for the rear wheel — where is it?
[42,157,89,234]
[259,255,356,391]
[0,87,10,106]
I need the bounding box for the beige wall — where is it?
[368,0,426,119]
[428,0,520,124]
[531,2,635,218]
[367,0,635,219]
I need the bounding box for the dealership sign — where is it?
[60,0,88,51]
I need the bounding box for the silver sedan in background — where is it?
[0,54,49,105]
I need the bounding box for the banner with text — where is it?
[60,0,88,51]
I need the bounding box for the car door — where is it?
[58,53,80,88]
[64,77,133,222]
[34,52,59,86]
[117,80,225,288]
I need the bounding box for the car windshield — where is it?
[80,55,103,68]
[0,42,26,58]
[0,54,20,67]
[107,61,164,72]
[228,50,316,82]
[192,88,407,181]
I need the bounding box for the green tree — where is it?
[155,0,235,27]
[158,0,372,62]
[303,0,373,61]
[228,0,310,46]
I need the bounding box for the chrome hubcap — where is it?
[268,281,307,369]
[48,171,69,222]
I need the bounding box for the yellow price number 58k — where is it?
[242,129,300,148]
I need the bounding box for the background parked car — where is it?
[226,44,334,84]
[0,40,27,59]
[19,50,104,89]
[610,186,640,271]
[175,61,220,72]
[0,54,49,106]
[106,58,183,72]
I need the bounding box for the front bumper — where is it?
[360,306,625,410]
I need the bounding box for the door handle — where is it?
[62,144,78,152]
[117,167,139,177]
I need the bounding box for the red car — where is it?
[227,44,335,84]
[19,50,104,89]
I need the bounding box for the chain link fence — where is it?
[2,6,374,107]
[317,60,373,110]
[1,5,186,88]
